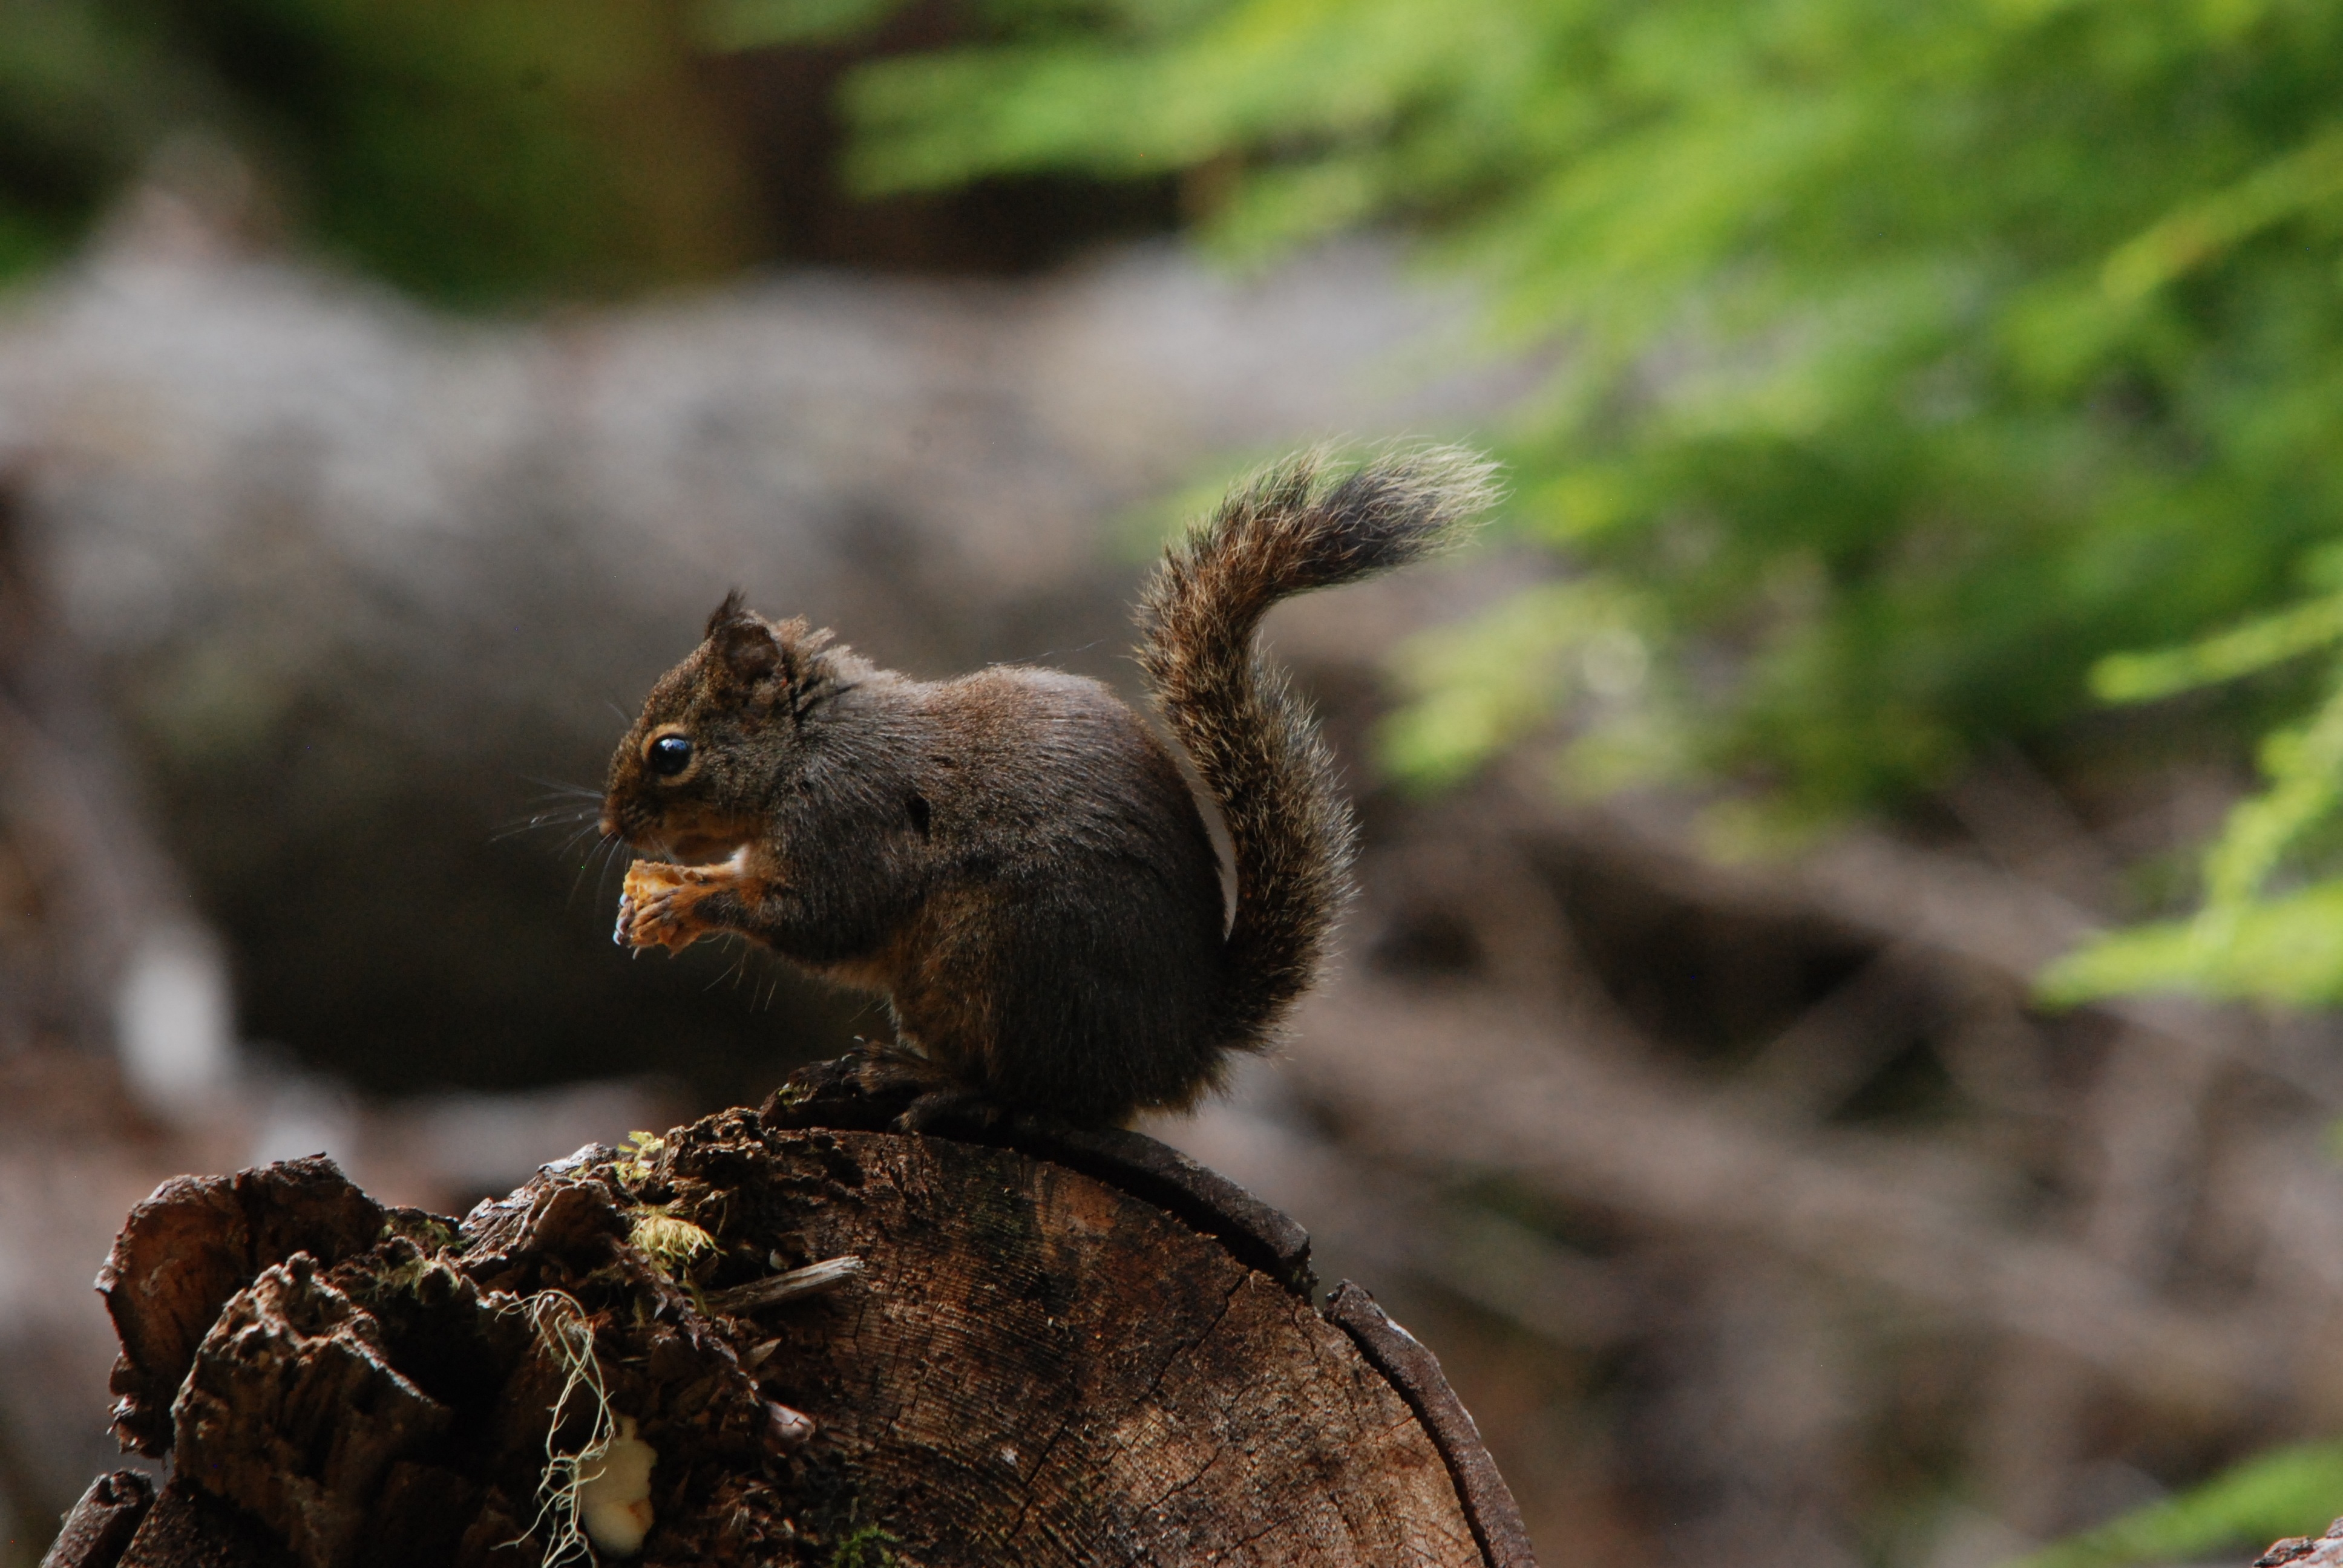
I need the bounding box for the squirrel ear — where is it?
[706,593,783,687]
[705,589,748,641]
[713,616,782,687]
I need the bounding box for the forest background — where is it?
[9,0,2343,1564]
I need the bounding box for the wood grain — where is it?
[717,1126,1482,1566]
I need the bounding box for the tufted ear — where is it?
[706,592,782,687]
[704,589,750,641]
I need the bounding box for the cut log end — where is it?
[60,1062,1535,1567]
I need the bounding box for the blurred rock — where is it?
[0,200,1514,1104]
[0,479,232,1106]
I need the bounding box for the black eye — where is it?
[649,735,693,777]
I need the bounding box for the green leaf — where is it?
[2092,593,2343,704]
[2101,125,2343,303]
[2039,879,2343,1008]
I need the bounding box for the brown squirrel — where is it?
[601,447,1496,1126]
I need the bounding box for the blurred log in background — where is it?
[0,105,2337,1568]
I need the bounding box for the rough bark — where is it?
[53,1067,1533,1567]
[41,1472,154,1568]
[97,1158,388,1457]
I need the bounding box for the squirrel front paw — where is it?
[615,860,732,953]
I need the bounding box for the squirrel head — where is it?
[600,592,839,860]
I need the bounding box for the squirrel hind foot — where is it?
[894,1085,1085,1143]
[841,1042,997,1131]
[772,1041,1099,1139]
[845,1044,1081,1138]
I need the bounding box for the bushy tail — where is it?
[1137,445,1499,1053]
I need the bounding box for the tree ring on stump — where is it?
[732,1125,1517,1564]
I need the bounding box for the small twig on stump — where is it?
[704,1256,865,1316]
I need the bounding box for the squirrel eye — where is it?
[648,734,693,777]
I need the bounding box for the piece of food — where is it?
[615,860,696,952]
[577,1414,657,1557]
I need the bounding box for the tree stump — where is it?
[45,1062,1536,1567]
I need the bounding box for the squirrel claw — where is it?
[616,860,723,953]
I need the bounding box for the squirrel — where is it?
[601,447,1496,1128]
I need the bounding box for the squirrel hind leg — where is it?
[850,1044,1092,1137]
[846,1039,952,1098]
[842,1040,1011,1133]
[897,1084,1085,1142]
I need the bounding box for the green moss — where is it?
[827,1522,897,1568]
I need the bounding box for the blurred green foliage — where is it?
[0,0,178,276]
[10,0,2343,1002]
[803,0,2338,811]
[2045,594,2343,1005]
[0,0,756,302]
[2004,1439,2343,1568]
[793,0,2343,1007]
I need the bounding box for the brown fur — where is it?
[601,448,1496,1125]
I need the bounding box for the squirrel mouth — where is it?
[604,801,759,864]
[642,813,759,865]
[663,832,750,865]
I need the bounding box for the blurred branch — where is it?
[1723,943,1933,1125]
[1558,789,2258,1064]
[1330,782,2287,1419]
[1940,751,2124,915]
[1285,979,2275,1418]
[0,479,206,1060]
[1171,1099,1640,1350]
